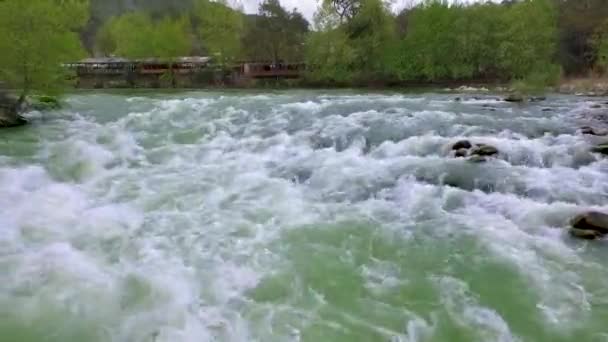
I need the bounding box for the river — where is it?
[1,91,608,342]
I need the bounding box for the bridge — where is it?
[238,62,306,79]
[66,57,307,88]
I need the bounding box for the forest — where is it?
[1,0,608,94]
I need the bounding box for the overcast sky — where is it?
[239,0,319,20]
[239,0,431,21]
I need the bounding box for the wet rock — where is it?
[569,228,604,240]
[467,155,487,163]
[591,144,608,155]
[504,94,525,103]
[590,104,602,109]
[470,144,499,157]
[452,140,472,150]
[454,97,462,102]
[454,148,468,158]
[570,212,608,239]
[580,126,607,136]
[530,96,546,102]
[0,92,27,128]
[542,108,553,112]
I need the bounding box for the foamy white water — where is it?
[1,91,608,342]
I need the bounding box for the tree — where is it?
[97,12,192,59]
[497,0,559,81]
[242,0,309,63]
[0,0,89,101]
[307,0,396,84]
[396,0,458,80]
[555,0,608,74]
[195,0,244,65]
[345,0,398,81]
[324,0,361,22]
[306,27,356,83]
[591,20,608,73]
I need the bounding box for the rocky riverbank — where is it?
[558,77,608,96]
[0,92,26,128]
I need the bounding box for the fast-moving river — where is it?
[1,91,608,342]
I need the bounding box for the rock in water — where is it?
[0,93,27,128]
[452,140,472,150]
[471,144,499,157]
[569,228,604,240]
[0,108,27,128]
[591,144,608,155]
[504,94,525,103]
[454,148,469,158]
[571,212,608,238]
[580,126,607,136]
[467,155,487,163]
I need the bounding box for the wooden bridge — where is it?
[66,57,306,88]
[238,62,306,79]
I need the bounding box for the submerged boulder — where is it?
[529,96,546,102]
[454,148,469,158]
[470,144,499,157]
[570,211,608,240]
[569,228,604,240]
[452,140,472,151]
[580,126,607,136]
[449,140,499,162]
[467,155,487,163]
[504,94,525,103]
[591,144,608,155]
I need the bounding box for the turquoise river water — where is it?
[1,91,608,342]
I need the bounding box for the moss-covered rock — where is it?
[29,95,61,111]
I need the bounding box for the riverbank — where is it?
[63,76,608,97]
[558,77,608,96]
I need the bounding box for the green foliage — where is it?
[0,0,89,96]
[96,12,192,59]
[398,1,464,80]
[393,0,559,83]
[306,28,356,83]
[347,0,398,81]
[307,0,396,84]
[556,0,608,74]
[195,0,244,65]
[497,0,558,79]
[511,64,562,95]
[592,20,608,73]
[243,0,309,63]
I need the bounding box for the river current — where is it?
[1,91,608,342]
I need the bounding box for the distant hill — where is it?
[82,0,195,53]
[90,0,194,19]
